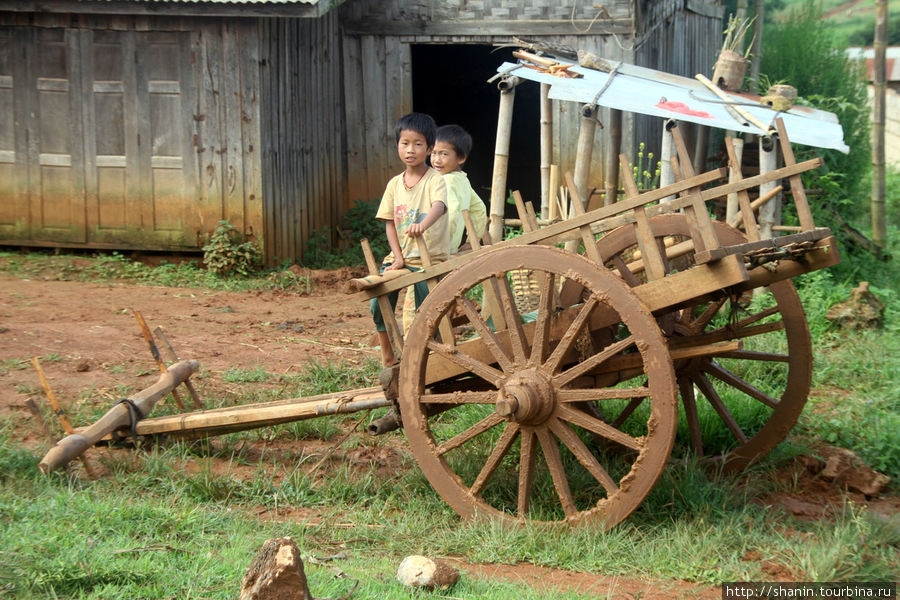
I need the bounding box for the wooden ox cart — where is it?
[39,66,840,529]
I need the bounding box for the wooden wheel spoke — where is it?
[702,361,779,409]
[490,274,529,365]
[543,296,600,374]
[427,340,505,386]
[420,391,497,405]
[549,418,619,495]
[678,376,704,456]
[436,413,504,456]
[528,272,557,368]
[517,429,537,518]
[535,427,577,518]
[554,335,636,387]
[557,386,650,402]
[611,254,641,288]
[556,404,642,451]
[690,296,728,330]
[455,296,514,372]
[470,423,520,497]
[693,373,749,444]
[733,305,780,329]
[610,396,645,428]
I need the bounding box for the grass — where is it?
[1,240,898,598]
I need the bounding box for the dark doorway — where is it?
[411,45,540,221]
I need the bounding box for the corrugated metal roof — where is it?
[847,47,900,83]
[76,0,327,5]
[498,58,849,153]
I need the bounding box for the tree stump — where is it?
[240,537,313,600]
[825,281,886,330]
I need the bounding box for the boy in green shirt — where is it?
[371,113,450,367]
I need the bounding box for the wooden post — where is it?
[414,236,455,346]
[29,359,98,479]
[725,136,744,224]
[134,310,185,410]
[539,83,552,220]
[361,238,404,359]
[604,108,622,206]
[757,136,781,240]
[872,0,887,246]
[489,76,518,243]
[548,164,560,221]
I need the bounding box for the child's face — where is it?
[430,141,465,175]
[397,129,431,169]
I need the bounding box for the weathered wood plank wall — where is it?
[0,13,263,253]
[259,12,346,264]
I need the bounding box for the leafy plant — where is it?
[202,221,262,277]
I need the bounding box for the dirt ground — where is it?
[0,266,894,599]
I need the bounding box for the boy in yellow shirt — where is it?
[371,113,450,367]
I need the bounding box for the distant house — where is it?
[847,46,900,167]
[1,0,724,264]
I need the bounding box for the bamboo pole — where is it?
[489,76,518,243]
[724,136,745,224]
[548,164,560,221]
[604,109,622,206]
[659,122,676,202]
[565,105,598,253]
[39,359,200,473]
[757,136,780,240]
[539,83,552,220]
[872,0,887,246]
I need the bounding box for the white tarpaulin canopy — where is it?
[497,59,849,153]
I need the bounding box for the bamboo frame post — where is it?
[134,310,185,410]
[361,238,404,360]
[873,0,888,245]
[153,326,203,408]
[489,76,518,243]
[724,137,760,241]
[564,105,599,253]
[757,136,781,240]
[604,108,622,206]
[414,236,456,345]
[30,357,98,478]
[659,123,676,202]
[548,164,560,221]
[539,82,552,220]
[725,135,745,224]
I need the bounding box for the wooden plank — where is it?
[179,29,201,245]
[361,35,388,203]
[724,137,759,241]
[341,35,368,205]
[222,22,246,230]
[694,228,833,264]
[775,118,815,231]
[341,20,633,37]
[670,123,719,254]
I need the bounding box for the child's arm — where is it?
[383,220,406,271]
[407,201,446,238]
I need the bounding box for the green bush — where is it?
[202,221,262,277]
[303,198,389,269]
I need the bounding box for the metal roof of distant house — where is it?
[11,0,344,17]
[847,47,900,82]
[498,57,849,154]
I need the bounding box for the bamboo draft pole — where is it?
[539,83,552,220]
[695,73,774,135]
[30,357,98,478]
[489,76,518,243]
[39,359,200,473]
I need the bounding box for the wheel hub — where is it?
[495,369,556,424]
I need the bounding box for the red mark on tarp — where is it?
[655,100,712,118]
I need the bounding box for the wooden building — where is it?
[1,0,723,263]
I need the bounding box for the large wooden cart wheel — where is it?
[399,245,677,527]
[562,214,812,471]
